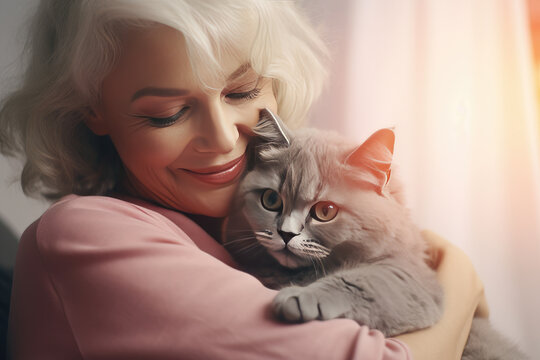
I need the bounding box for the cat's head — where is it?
[224,109,416,269]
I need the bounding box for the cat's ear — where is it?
[345,128,395,193]
[252,108,291,147]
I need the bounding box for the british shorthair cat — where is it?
[223,109,527,360]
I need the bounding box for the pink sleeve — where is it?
[18,196,411,360]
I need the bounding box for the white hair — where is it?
[0,0,328,199]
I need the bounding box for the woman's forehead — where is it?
[112,25,252,87]
[100,24,259,106]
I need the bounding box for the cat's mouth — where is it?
[269,248,312,269]
[255,230,330,268]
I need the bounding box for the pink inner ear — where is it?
[345,128,395,188]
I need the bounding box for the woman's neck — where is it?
[182,213,225,243]
[114,174,226,243]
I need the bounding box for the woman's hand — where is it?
[395,230,489,360]
[423,229,489,318]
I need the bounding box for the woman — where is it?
[0,1,487,359]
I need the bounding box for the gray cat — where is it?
[222,108,528,360]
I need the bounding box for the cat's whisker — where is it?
[257,240,274,248]
[299,247,329,259]
[254,231,273,239]
[223,238,261,249]
[309,257,319,279]
[256,235,276,242]
[315,258,326,277]
[317,257,327,277]
[225,229,257,235]
[236,247,263,256]
[224,235,258,244]
[233,242,264,255]
[299,240,331,255]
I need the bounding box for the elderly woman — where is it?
[0,1,486,359]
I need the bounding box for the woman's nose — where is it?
[193,102,239,154]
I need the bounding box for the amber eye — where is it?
[261,189,283,211]
[310,201,339,222]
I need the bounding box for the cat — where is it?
[222,108,528,360]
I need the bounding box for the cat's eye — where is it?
[261,189,283,211]
[311,201,339,222]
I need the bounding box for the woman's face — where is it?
[89,25,278,217]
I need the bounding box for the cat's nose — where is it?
[278,230,298,244]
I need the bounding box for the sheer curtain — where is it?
[305,0,540,357]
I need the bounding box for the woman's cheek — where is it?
[119,128,188,167]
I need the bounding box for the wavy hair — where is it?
[0,0,328,199]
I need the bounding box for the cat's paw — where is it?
[272,285,351,322]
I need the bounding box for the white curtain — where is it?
[305,0,540,357]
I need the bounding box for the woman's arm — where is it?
[10,195,410,360]
[395,230,489,360]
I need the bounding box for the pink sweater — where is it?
[7,195,411,359]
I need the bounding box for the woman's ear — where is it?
[85,107,109,136]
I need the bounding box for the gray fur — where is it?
[223,110,528,359]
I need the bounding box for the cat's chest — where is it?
[245,264,320,289]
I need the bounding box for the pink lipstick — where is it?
[183,153,246,185]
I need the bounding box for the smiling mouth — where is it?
[182,153,247,185]
[186,153,246,174]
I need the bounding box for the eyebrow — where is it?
[130,87,189,102]
[130,63,253,102]
[227,63,252,81]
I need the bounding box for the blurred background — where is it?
[1,0,540,357]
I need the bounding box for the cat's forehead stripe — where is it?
[280,146,321,206]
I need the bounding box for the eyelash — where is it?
[134,88,261,128]
[226,88,261,100]
[133,107,189,128]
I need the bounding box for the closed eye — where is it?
[132,107,189,128]
[225,88,261,101]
